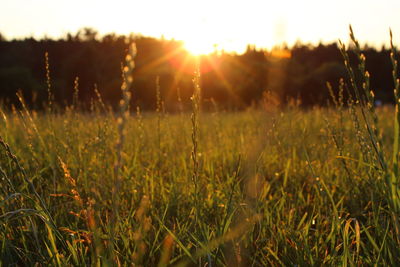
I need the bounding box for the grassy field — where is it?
[1,30,400,266]
[0,104,399,266]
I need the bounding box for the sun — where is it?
[183,38,217,56]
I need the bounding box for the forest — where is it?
[0,28,397,110]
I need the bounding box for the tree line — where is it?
[0,28,397,111]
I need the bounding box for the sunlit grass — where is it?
[0,105,398,265]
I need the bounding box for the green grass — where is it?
[1,28,400,266]
[0,107,398,266]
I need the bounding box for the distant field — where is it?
[1,105,399,266]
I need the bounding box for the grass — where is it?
[1,28,400,266]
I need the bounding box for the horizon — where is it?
[2,0,400,54]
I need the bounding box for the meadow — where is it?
[1,29,400,266]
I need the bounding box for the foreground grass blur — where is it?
[0,105,399,266]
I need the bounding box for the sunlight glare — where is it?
[184,38,216,56]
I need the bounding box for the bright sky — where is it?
[1,0,400,54]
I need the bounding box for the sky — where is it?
[1,0,400,54]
